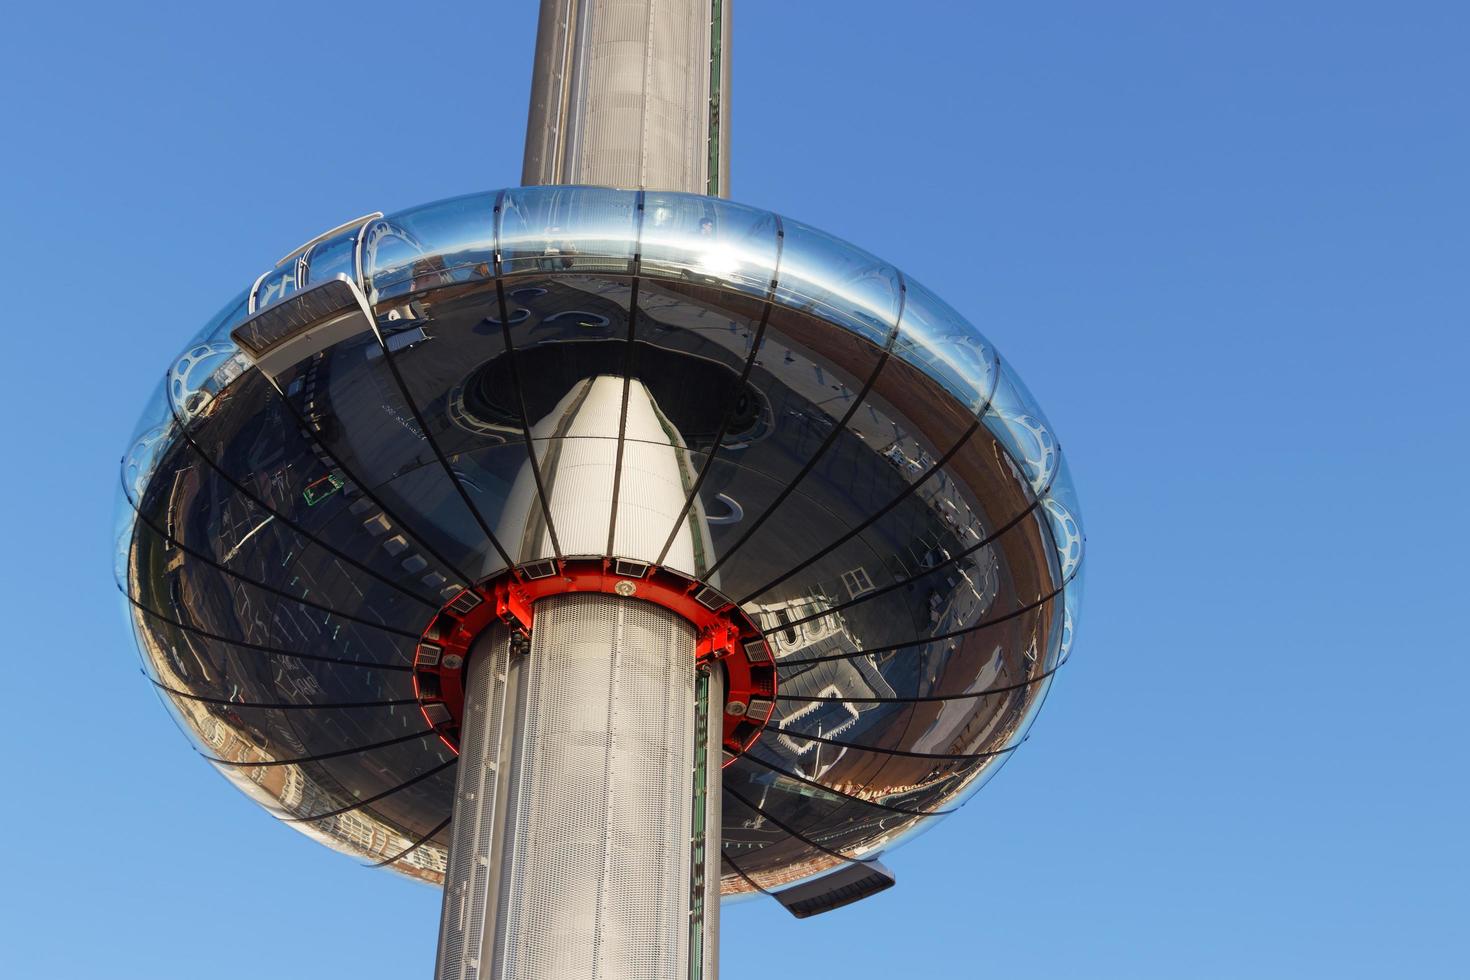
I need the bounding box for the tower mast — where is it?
[522,0,731,196]
[437,6,734,977]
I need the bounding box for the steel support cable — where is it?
[163,390,443,609]
[491,188,562,560]
[406,429,862,539]
[720,851,775,897]
[655,216,786,567]
[738,352,1006,603]
[148,676,418,710]
[704,277,908,580]
[368,815,452,868]
[777,647,1076,705]
[604,190,647,555]
[739,750,956,818]
[739,416,985,605]
[723,782,879,870]
[282,758,457,824]
[773,564,1076,669]
[759,458,1067,636]
[765,723,1027,762]
[122,588,413,673]
[371,296,516,573]
[203,728,437,767]
[268,371,481,588]
[123,490,423,639]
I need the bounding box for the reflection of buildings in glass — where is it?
[129,564,448,880]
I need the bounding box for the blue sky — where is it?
[2,1,1465,977]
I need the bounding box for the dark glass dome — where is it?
[115,186,1084,893]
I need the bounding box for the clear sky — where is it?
[1,2,1465,977]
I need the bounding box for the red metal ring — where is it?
[412,558,777,767]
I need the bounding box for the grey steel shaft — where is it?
[523,0,731,196]
[436,594,721,980]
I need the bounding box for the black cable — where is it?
[269,363,480,588]
[765,724,1025,762]
[491,188,562,560]
[723,782,878,869]
[368,816,451,868]
[605,190,645,555]
[704,277,907,579]
[739,415,985,603]
[759,466,1061,636]
[123,588,413,673]
[774,572,1072,668]
[655,217,787,567]
[372,297,515,571]
[283,758,456,823]
[123,481,422,639]
[740,750,955,818]
[720,850,775,897]
[149,676,417,710]
[164,389,442,608]
[777,648,1075,705]
[203,728,437,767]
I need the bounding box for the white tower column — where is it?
[523,0,732,196]
[438,376,724,980]
[437,596,722,980]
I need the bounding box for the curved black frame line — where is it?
[740,750,955,818]
[372,291,516,573]
[719,851,774,897]
[655,216,786,567]
[491,188,563,561]
[760,459,1067,636]
[766,724,1027,762]
[124,589,413,673]
[149,676,417,710]
[604,190,646,556]
[777,648,1076,705]
[123,484,423,640]
[164,389,443,609]
[267,366,481,589]
[203,728,438,767]
[704,277,907,580]
[723,782,879,870]
[773,573,1072,668]
[369,816,452,868]
[739,413,987,604]
[282,758,456,824]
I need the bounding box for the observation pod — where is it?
[115,5,1084,979]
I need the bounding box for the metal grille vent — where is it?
[520,559,557,580]
[612,558,650,578]
[693,585,727,611]
[447,590,483,615]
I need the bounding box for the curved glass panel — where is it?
[983,362,1059,494]
[121,377,177,507]
[253,262,298,314]
[498,185,638,278]
[366,192,497,302]
[772,218,902,349]
[639,192,780,299]
[893,276,998,414]
[302,226,360,289]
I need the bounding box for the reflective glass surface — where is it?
[118,187,1084,893]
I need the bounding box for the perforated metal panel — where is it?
[494,594,698,979]
[438,624,515,980]
[524,0,727,195]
